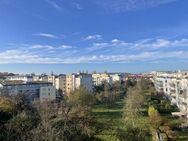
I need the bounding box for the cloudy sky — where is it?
[0,0,188,73]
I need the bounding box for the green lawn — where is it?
[93,100,125,141]
[92,97,188,141]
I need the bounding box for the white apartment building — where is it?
[40,85,56,102]
[178,78,188,116]
[92,73,112,86]
[110,74,121,83]
[55,75,66,94]
[47,75,56,86]
[153,71,188,117]
[154,77,166,93]
[0,81,56,102]
[66,73,93,95]
[7,75,33,82]
[75,74,93,92]
[33,74,66,95]
[66,74,75,95]
[33,75,48,82]
[92,73,102,86]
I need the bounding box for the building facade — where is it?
[0,81,56,102]
[65,73,93,95]
[153,71,188,117]
[55,75,66,94]
[7,75,33,82]
[92,73,112,86]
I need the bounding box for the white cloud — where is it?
[46,0,62,10]
[0,49,62,64]
[27,44,74,51]
[72,2,83,10]
[85,34,102,40]
[112,39,121,43]
[29,44,55,50]
[1,48,188,64]
[59,51,188,63]
[96,0,178,12]
[59,45,73,49]
[88,38,188,51]
[2,37,188,64]
[133,38,188,49]
[34,33,58,39]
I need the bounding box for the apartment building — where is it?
[40,85,56,102]
[153,71,188,117]
[7,75,33,82]
[66,74,75,95]
[66,73,93,95]
[92,73,112,86]
[75,73,93,92]
[33,75,48,82]
[47,75,56,86]
[110,74,121,82]
[0,81,56,102]
[55,75,66,94]
[178,78,188,116]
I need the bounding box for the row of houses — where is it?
[153,71,188,117]
[0,73,123,102]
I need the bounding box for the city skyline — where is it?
[1,0,188,73]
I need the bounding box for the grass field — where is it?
[92,98,188,141]
[93,100,125,141]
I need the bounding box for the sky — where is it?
[0,0,188,74]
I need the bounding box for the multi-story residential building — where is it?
[55,75,66,94]
[75,73,93,92]
[92,73,101,86]
[6,75,33,82]
[39,85,56,102]
[0,81,56,102]
[92,73,112,86]
[110,74,121,83]
[33,76,41,81]
[153,77,165,93]
[178,78,188,116]
[100,73,112,84]
[66,74,75,95]
[66,73,93,95]
[33,75,46,82]
[153,71,188,117]
[47,75,56,86]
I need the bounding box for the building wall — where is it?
[92,73,112,86]
[0,82,56,102]
[66,74,75,95]
[55,75,66,94]
[153,72,188,117]
[110,74,121,82]
[47,75,56,86]
[75,74,93,92]
[66,74,93,95]
[7,76,33,82]
[40,86,56,102]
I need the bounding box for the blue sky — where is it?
[0,0,188,74]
